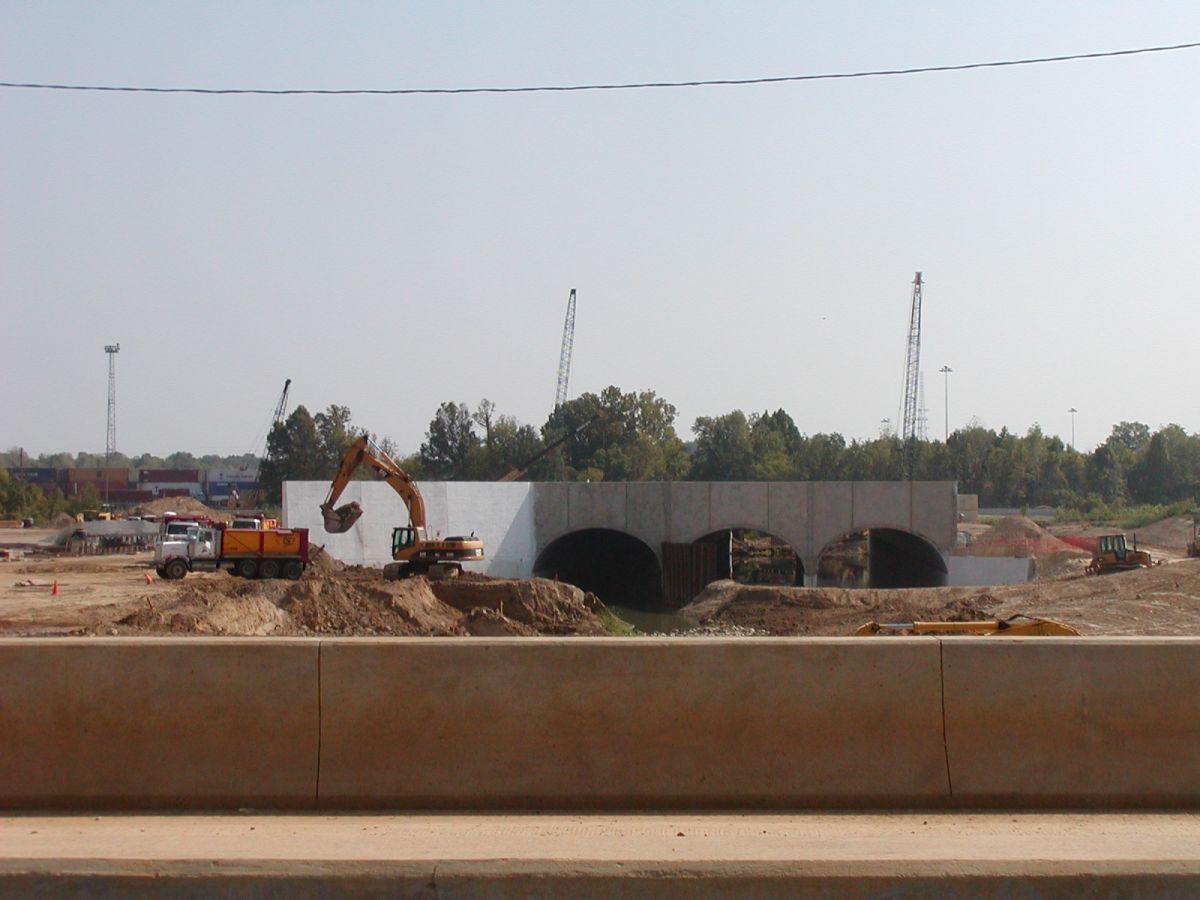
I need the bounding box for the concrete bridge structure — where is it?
[283,480,959,600]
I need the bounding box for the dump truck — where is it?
[1085,533,1155,575]
[321,434,484,580]
[155,521,309,580]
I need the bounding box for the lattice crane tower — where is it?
[900,273,923,441]
[104,343,120,463]
[554,288,577,410]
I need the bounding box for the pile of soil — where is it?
[1123,516,1197,554]
[682,580,992,635]
[116,580,293,636]
[680,559,1200,636]
[102,566,610,638]
[965,516,1085,558]
[130,497,228,521]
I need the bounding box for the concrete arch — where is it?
[817,525,948,589]
[688,525,805,586]
[533,527,662,609]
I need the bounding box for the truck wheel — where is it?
[259,559,280,579]
[155,566,167,578]
[164,559,188,580]
[237,558,258,579]
[282,560,304,580]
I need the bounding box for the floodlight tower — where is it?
[900,273,923,441]
[554,289,577,410]
[104,342,120,508]
[104,343,120,464]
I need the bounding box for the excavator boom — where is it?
[321,435,425,534]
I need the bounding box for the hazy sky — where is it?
[4,2,1198,458]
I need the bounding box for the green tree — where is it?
[1128,425,1199,504]
[314,405,356,472]
[258,406,324,503]
[420,402,480,479]
[691,411,754,480]
[0,469,47,521]
[544,387,689,481]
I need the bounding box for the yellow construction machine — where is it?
[855,615,1079,636]
[321,435,484,579]
[1085,533,1155,575]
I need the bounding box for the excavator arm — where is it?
[320,435,426,534]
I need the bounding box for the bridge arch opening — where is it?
[693,529,804,587]
[818,528,947,588]
[534,528,662,610]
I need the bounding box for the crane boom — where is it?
[554,288,577,409]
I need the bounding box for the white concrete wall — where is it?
[285,480,959,580]
[946,555,1032,586]
[282,481,534,577]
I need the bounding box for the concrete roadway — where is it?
[2,811,1198,897]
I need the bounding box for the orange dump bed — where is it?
[221,527,309,562]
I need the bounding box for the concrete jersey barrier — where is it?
[0,639,319,808]
[317,638,948,808]
[942,637,1200,807]
[1,637,1199,810]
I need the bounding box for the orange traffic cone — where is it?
[51,580,59,596]
[144,572,153,584]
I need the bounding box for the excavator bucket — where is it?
[322,501,363,534]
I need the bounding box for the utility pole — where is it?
[104,343,120,507]
[939,365,952,441]
[554,289,577,410]
[1068,407,1077,450]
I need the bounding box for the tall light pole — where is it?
[1068,407,1077,450]
[939,366,952,440]
[104,343,120,508]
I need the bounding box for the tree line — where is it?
[255,387,1199,512]
[5,385,1198,518]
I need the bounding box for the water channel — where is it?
[605,603,696,635]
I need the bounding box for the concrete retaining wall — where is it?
[946,555,1033,586]
[284,480,959,578]
[2,638,1198,810]
[282,481,534,576]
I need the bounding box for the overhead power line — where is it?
[2,41,1197,96]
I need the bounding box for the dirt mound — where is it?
[131,496,227,521]
[279,573,464,635]
[305,545,345,575]
[49,513,75,528]
[967,516,1084,558]
[1128,516,1197,553]
[113,581,293,636]
[432,577,608,636]
[678,560,1200,636]
[681,579,993,635]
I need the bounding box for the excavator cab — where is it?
[393,527,417,554]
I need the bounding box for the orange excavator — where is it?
[321,435,484,579]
